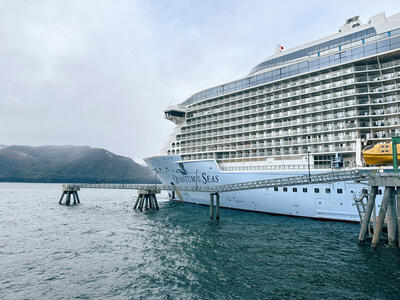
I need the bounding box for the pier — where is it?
[357,173,400,248]
[59,168,400,248]
[59,169,369,219]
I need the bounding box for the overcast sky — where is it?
[1,0,399,163]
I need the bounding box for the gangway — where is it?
[63,169,370,193]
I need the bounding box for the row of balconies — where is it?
[182,136,357,151]
[181,125,358,142]
[177,116,399,144]
[182,98,399,133]
[188,58,400,113]
[179,143,357,158]
[183,105,399,135]
[188,69,400,118]
[189,67,356,111]
[178,112,397,142]
[186,89,400,127]
[177,118,400,147]
[181,131,360,147]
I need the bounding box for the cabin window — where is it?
[293,188,297,192]
[303,188,307,193]
[314,188,320,193]
[274,187,278,192]
[283,187,288,192]
[337,188,343,194]
[326,188,331,194]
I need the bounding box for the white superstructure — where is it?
[145,12,400,221]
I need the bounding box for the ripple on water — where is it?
[1,183,400,299]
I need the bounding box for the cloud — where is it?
[0,0,399,162]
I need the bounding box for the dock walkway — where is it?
[64,169,370,193]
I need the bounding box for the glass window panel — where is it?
[342,50,351,58]
[351,33,358,43]
[352,53,363,60]
[309,64,319,71]
[319,56,329,63]
[309,59,319,67]
[256,73,265,82]
[377,39,390,48]
[364,49,377,56]
[390,36,400,45]
[298,61,308,70]
[391,41,400,50]
[377,45,390,53]
[320,61,329,68]
[364,43,376,51]
[281,66,289,75]
[351,46,363,55]
[289,64,298,72]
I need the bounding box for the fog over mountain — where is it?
[0,145,157,183]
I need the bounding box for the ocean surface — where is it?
[1,183,400,299]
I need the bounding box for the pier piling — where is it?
[359,173,400,249]
[209,192,220,221]
[59,186,80,206]
[387,188,397,247]
[134,190,160,212]
[358,186,377,245]
[397,188,400,248]
[371,187,391,249]
[216,193,220,220]
[209,193,214,219]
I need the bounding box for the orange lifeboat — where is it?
[362,143,400,165]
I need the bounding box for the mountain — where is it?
[0,145,157,183]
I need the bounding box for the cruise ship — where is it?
[145,12,400,222]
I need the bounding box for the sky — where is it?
[0,0,399,163]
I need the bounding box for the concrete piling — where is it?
[59,191,66,204]
[371,187,391,249]
[386,187,397,247]
[59,186,80,206]
[209,192,221,221]
[358,186,377,245]
[216,193,220,221]
[358,174,400,249]
[397,188,400,248]
[209,193,214,219]
[134,195,141,209]
[74,191,80,204]
[133,190,160,212]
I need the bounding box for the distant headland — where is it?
[0,145,157,183]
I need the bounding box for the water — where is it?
[1,183,400,299]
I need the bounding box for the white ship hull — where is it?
[145,155,383,222]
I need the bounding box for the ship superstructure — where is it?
[145,12,400,221]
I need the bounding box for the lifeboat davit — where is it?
[362,143,400,165]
